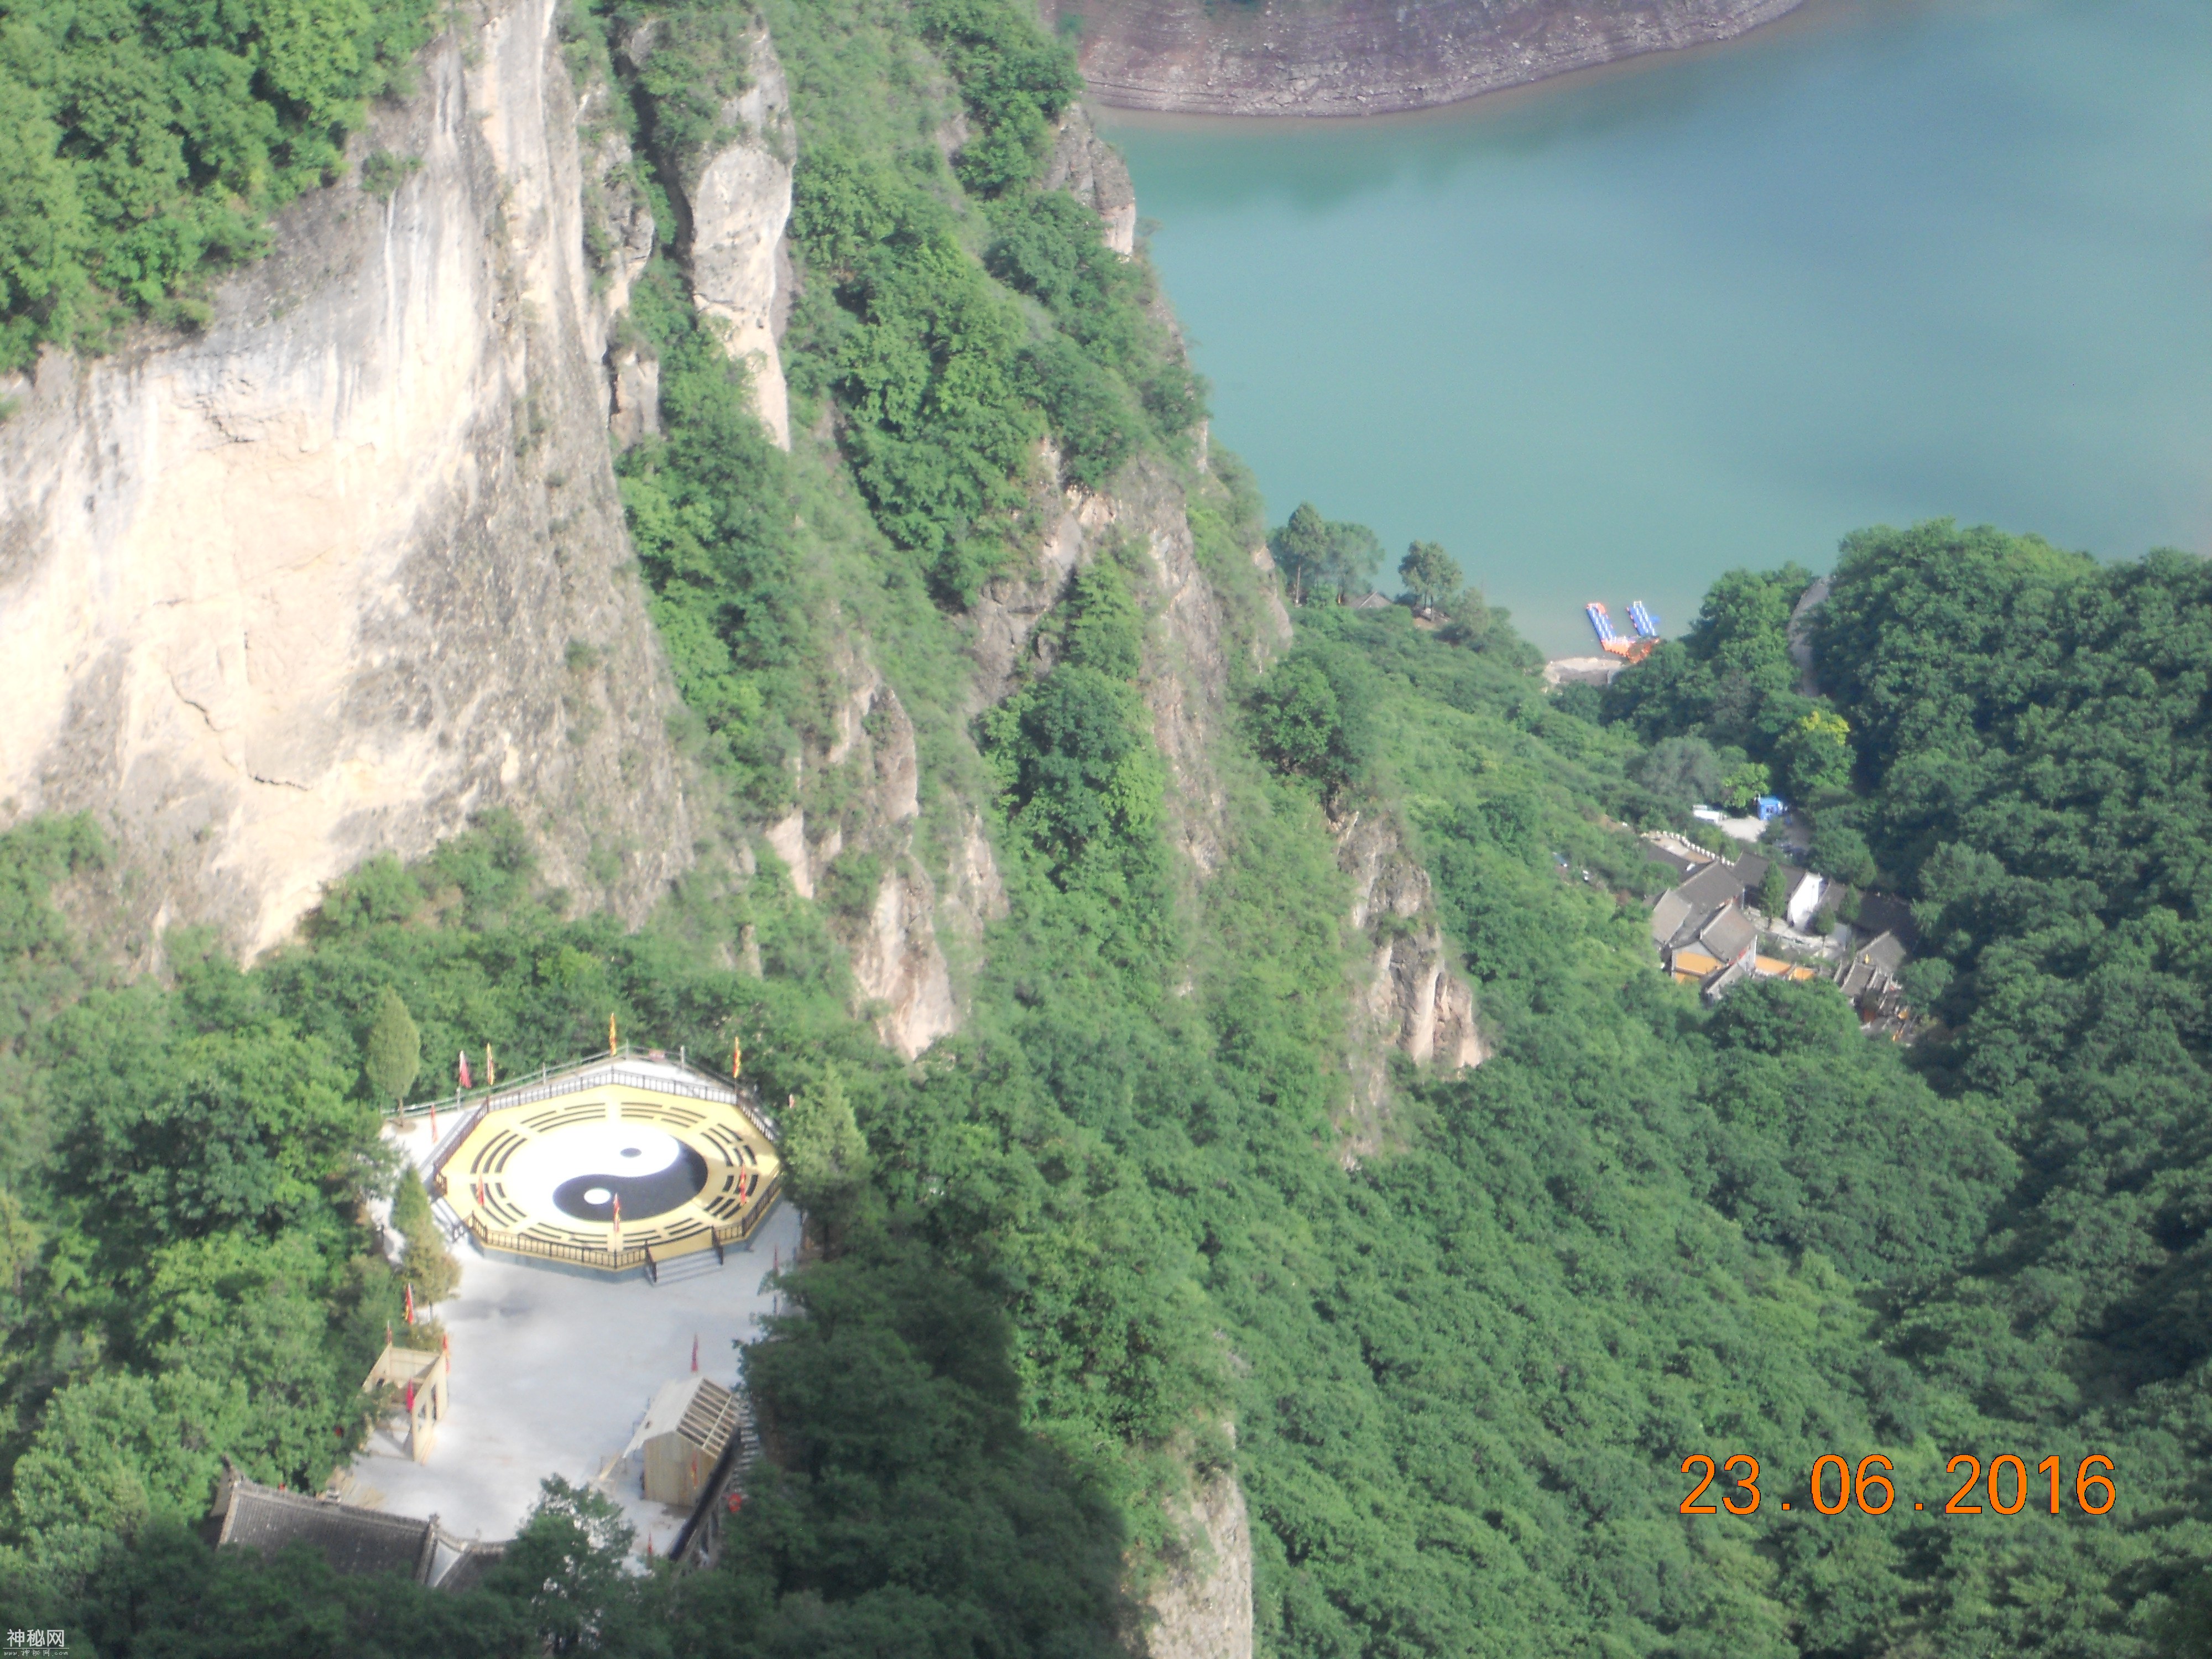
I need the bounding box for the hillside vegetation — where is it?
[0,0,2209,1651]
[0,0,436,365]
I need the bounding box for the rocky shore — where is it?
[1042,0,1808,117]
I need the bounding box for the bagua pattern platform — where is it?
[429,1051,783,1274]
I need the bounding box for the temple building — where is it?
[209,1469,504,1589]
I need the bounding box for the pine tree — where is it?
[364,988,420,1112]
[392,1167,461,1305]
[1398,540,1460,611]
[782,1065,870,1211]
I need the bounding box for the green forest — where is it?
[2,0,2211,1650]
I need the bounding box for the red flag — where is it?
[442,1331,451,1359]
[405,1379,416,1415]
[457,1051,472,1089]
[691,1335,699,1373]
[405,1282,416,1324]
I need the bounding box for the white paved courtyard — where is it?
[347,1119,800,1558]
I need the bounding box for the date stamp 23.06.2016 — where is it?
[1679,1452,2116,1517]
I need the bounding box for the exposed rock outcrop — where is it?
[1788,573,1830,695]
[1146,1465,1254,1659]
[761,646,983,1060]
[1044,0,1807,116]
[971,453,1237,877]
[664,26,796,447]
[1335,807,1486,1155]
[0,0,691,956]
[1044,103,1138,257]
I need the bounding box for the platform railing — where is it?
[396,1044,758,1131]
[411,1044,779,1197]
[459,1169,786,1274]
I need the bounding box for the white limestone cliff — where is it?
[674,28,796,447]
[1335,806,1488,1159]
[0,0,692,954]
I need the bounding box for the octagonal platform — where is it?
[430,1053,781,1274]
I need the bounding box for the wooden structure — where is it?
[362,1343,448,1463]
[626,1375,742,1509]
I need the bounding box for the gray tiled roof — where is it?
[1699,905,1758,964]
[1672,858,1746,914]
[217,1479,435,1580]
[1703,955,1756,1001]
[1650,889,1694,946]
[1856,930,1909,975]
[1656,858,1752,950]
[1644,844,1708,880]
[434,1540,507,1593]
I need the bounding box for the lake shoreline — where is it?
[1049,0,1811,120]
[1107,1,2211,656]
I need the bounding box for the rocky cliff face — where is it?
[1043,105,1138,258]
[970,450,1245,877]
[648,23,797,447]
[0,0,692,955]
[762,648,985,1061]
[1042,0,1806,115]
[1335,806,1487,1157]
[1146,1464,1254,1659]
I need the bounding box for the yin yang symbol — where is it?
[507,1123,709,1224]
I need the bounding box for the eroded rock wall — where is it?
[1146,1464,1254,1659]
[1044,104,1137,257]
[1336,806,1487,1157]
[0,0,691,956]
[1045,0,1807,116]
[665,24,796,447]
[764,648,982,1061]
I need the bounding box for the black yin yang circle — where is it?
[526,1123,709,1222]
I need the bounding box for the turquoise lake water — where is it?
[1104,0,2212,655]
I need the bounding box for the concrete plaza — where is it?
[347,1120,800,1558]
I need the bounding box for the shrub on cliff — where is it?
[0,0,438,368]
